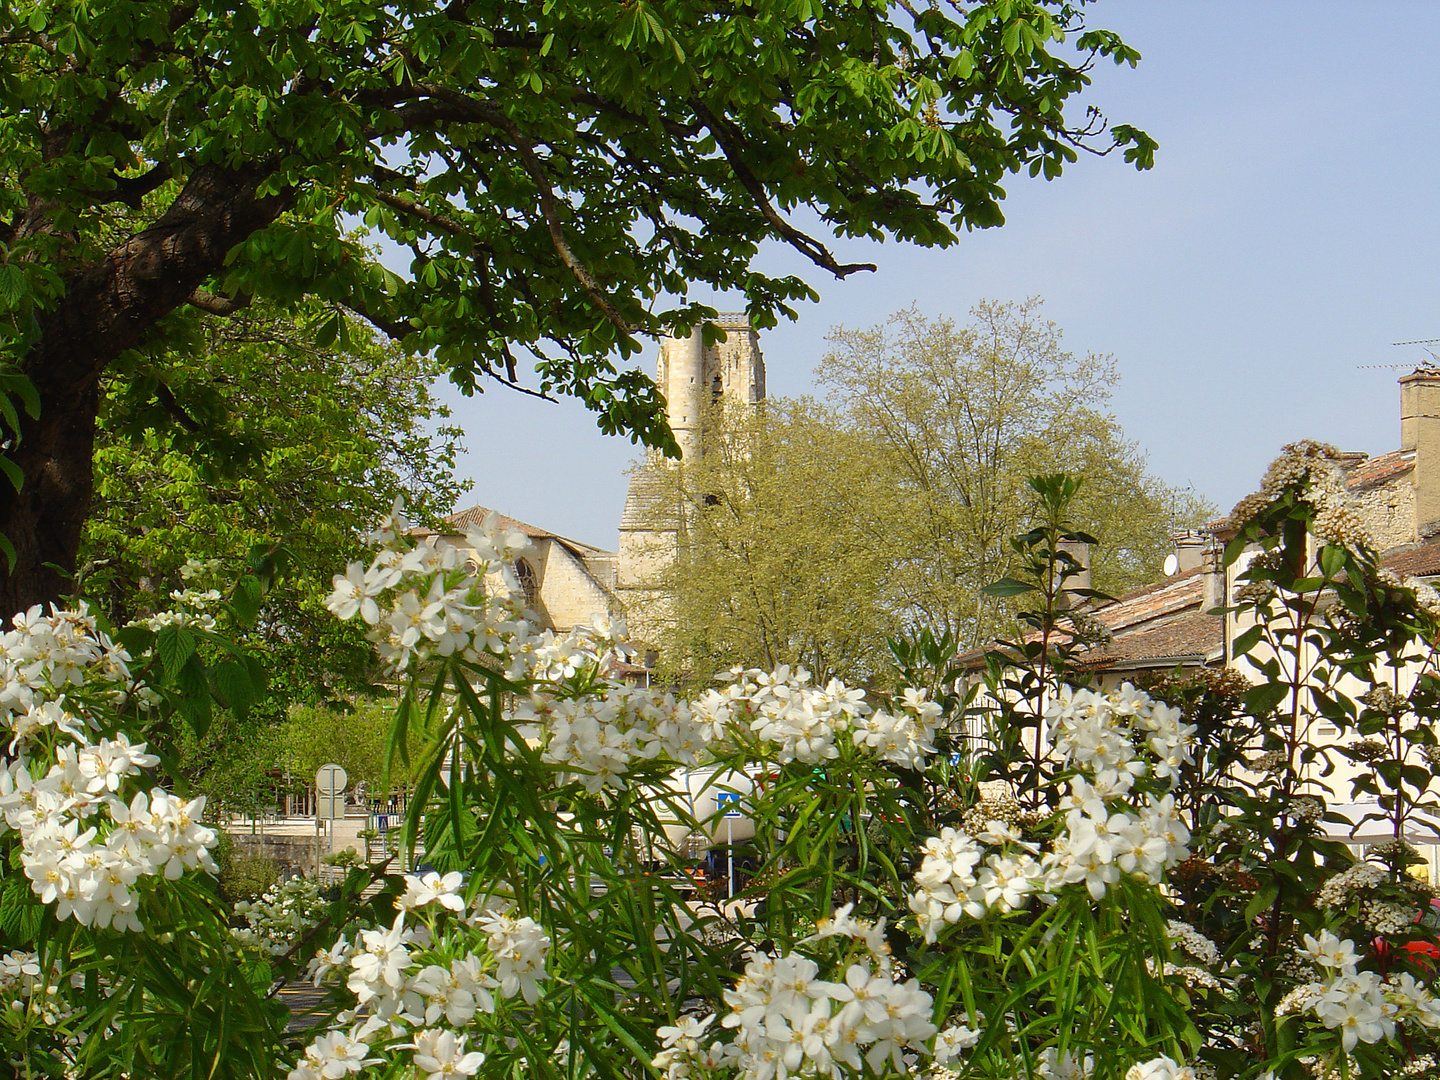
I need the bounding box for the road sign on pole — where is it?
[315,764,348,821]
[716,792,742,898]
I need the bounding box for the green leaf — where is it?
[0,264,26,305]
[229,574,263,627]
[0,454,22,493]
[1244,680,1290,716]
[982,577,1038,598]
[1230,623,1264,657]
[211,659,259,716]
[154,625,197,677]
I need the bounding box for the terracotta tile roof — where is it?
[957,567,1221,670]
[1345,448,1414,492]
[1381,537,1440,579]
[1074,613,1224,670]
[1094,567,1206,633]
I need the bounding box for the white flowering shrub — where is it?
[287,871,554,1079]
[0,605,221,931]
[296,501,1218,1080]
[232,875,332,956]
[910,684,1193,944]
[0,593,288,1077]
[658,903,981,1080]
[14,466,1440,1080]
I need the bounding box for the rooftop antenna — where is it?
[1357,338,1440,370]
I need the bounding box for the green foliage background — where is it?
[647,301,1215,683]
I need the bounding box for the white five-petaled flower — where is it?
[399,870,466,913]
[410,1028,485,1080]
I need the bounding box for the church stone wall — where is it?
[615,316,766,650]
[535,541,619,631]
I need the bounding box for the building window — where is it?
[515,559,539,606]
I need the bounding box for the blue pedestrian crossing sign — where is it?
[716,792,743,818]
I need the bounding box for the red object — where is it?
[1401,899,1440,967]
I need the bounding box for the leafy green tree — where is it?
[279,698,425,797]
[79,300,466,703]
[0,0,1152,613]
[818,300,1213,643]
[655,397,905,684]
[649,301,1213,680]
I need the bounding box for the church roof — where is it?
[423,505,615,559]
[619,466,680,531]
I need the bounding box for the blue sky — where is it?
[434,1,1440,557]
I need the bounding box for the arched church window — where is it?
[711,373,723,401]
[514,559,539,606]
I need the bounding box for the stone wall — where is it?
[227,832,327,877]
[533,538,618,630]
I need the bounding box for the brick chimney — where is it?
[1056,539,1090,610]
[1400,370,1440,538]
[1171,529,1225,612]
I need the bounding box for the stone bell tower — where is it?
[615,315,766,645]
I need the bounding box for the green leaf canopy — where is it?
[0,0,1151,612]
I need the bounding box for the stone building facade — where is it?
[615,315,767,646]
[1034,369,1440,861]
[418,506,620,634]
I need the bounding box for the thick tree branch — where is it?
[186,287,251,316]
[339,298,413,343]
[153,380,201,432]
[28,163,292,399]
[97,162,175,209]
[692,102,876,280]
[409,86,635,336]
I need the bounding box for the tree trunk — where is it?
[0,165,291,620]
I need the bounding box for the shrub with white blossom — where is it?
[11,468,1440,1080]
[232,875,332,956]
[0,593,284,1077]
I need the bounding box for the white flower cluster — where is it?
[1226,440,1372,548]
[1315,862,1385,909]
[911,684,1193,941]
[1167,920,1221,967]
[1361,900,1414,935]
[510,686,713,793]
[0,604,217,931]
[291,873,551,1080]
[1046,683,1195,792]
[1289,930,1440,1052]
[1038,1050,1090,1079]
[1153,920,1228,995]
[692,665,941,769]
[233,876,330,956]
[0,950,75,1026]
[909,822,1046,942]
[1124,1056,1199,1080]
[654,905,970,1080]
[472,909,551,1004]
[326,501,633,681]
[142,588,222,632]
[0,604,139,746]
